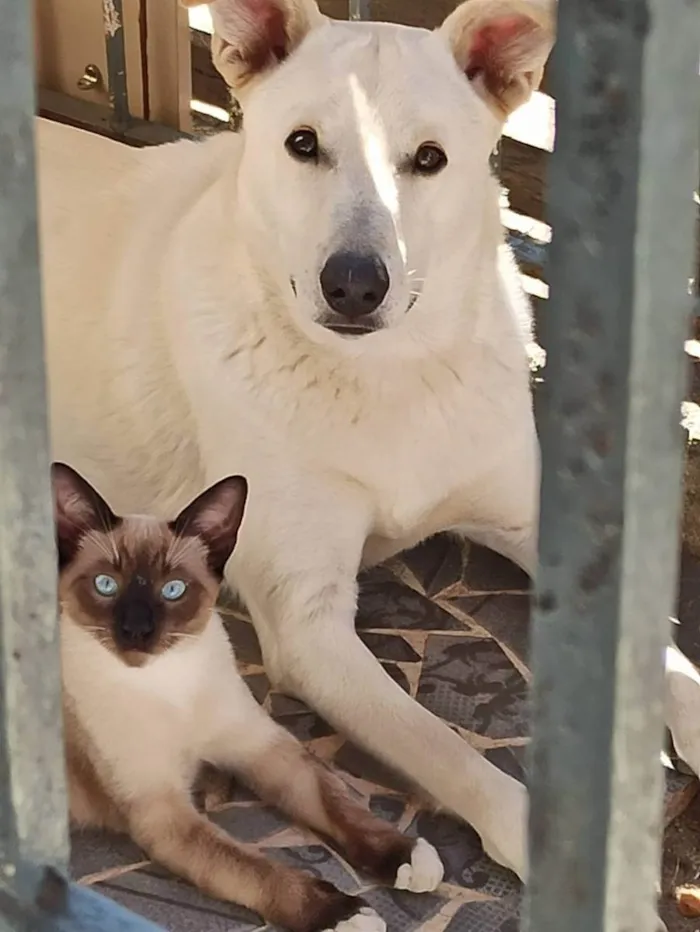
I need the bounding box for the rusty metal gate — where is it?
[1,0,699,930]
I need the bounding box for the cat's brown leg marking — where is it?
[128,789,367,932]
[233,733,416,883]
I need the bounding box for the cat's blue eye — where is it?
[161,579,187,601]
[94,574,119,597]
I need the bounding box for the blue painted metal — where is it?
[2,866,167,931]
[102,0,130,128]
[526,1,699,932]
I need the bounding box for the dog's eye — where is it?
[413,143,448,176]
[285,128,319,162]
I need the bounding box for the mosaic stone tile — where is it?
[406,811,520,899]
[444,894,521,932]
[245,672,271,704]
[402,535,465,597]
[467,595,530,663]
[361,886,446,932]
[357,580,465,631]
[99,885,257,932]
[334,743,415,794]
[263,845,360,893]
[382,661,412,693]
[274,709,336,742]
[70,828,145,880]
[483,746,526,783]
[269,693,308,716]
[99,866,262,930]
[369,794,406,824]
[359,631,422,662]
[224,615,263,665]
[417,636,529,739]
[461,546,530,595]
[213,804,292,843]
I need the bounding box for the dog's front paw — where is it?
[394,838,443,893]
[323,907,386,932]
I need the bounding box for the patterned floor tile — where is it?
[71,828,145,881]
[359,631,422,662]
[212,804,293,844]
[460,547,530,595]
[357,579,466,631]
[417,635,529,739]
[70,532,699,932]
[405,812,520,899]
[361,886,446,932]
[333,742,415,795]
[98,868,263,931]
[402,535,466,597]
[443,895,521,932]
[466,596,531,662]
[263,845,360,893]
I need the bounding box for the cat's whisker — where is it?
[167,533,200,566]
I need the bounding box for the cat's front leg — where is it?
[203,671,444,895]
[127,786,383,932]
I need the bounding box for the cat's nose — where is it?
[114,599,156,648]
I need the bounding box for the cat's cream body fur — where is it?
[53,467,444,932]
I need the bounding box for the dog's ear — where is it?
[438,0,554,118]
[181,0,325,93]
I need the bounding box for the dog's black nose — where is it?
[320,252,390,319]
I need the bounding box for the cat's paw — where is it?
[394,838,443,893]
[324,906,386,932]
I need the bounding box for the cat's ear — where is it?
[179,0,326,94]
[51,463,121,568]
[438,0,554,118]
[170,476,248,578]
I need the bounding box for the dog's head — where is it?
[185,0,553,348]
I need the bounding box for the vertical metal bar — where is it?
[348,0,371,21]
[526,0,699,930]
[0,0,69,880]
[102,0,130,128]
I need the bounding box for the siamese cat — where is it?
[53,463,443,932]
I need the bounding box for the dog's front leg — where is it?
[230,485,528,880]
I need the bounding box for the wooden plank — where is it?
[144,0,193,132]
[500,136,548,224]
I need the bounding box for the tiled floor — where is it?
[69,537,698,932]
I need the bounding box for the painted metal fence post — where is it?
[0,0,69,879]
[526,2,699,932]
[348,0,371,22]
[0,3,169,929]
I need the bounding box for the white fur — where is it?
[325,908,386,932]
[395,838,444,893]
[37,0,700,884]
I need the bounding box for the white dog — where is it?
[37,0,700,885]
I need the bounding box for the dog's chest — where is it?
[338,382,525,540]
